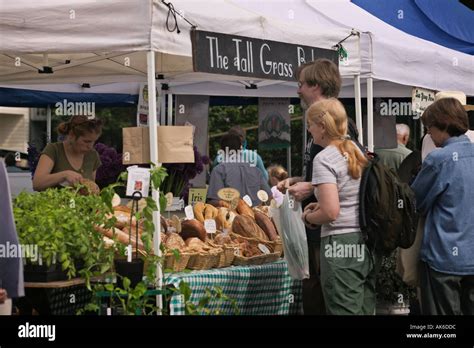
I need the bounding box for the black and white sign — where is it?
[191,30,338,81]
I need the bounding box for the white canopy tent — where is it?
[230,0,474,150]
[0,0,363,310]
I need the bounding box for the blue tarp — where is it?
[352,0,474,55]
[0,87,138,107]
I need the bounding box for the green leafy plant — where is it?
[177,281,240,315]
[14,185,117,281]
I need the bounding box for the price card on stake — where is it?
[218,188,240,210]
[165,192,173,208]
[243,195,253,207]
[126,244,132,262]
[257,190,269,204]
[184,205,195,220]
[126,166,151,197]
[258,243,271,255]
[217,188,240,202]
[188,188,208,206]
[204,219,217,234]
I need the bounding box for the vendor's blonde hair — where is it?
[307,98,367,179]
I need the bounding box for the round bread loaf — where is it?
[180,219,207,241]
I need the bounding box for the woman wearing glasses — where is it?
[33,116,102,191]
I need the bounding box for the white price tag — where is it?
[184,205,195,220]
[107,307,112,316]
[204,219,217,234]
[165,192,174,208]
[126,244,132,262]
[243,195,253,207]
[258,243,271,255]
[234,247,240,256]
[257,190,269,203]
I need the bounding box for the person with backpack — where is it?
[411,97,474,315]
[301,98,377,315]
[277,59,342,315]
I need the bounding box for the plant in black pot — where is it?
[13,184,117,282]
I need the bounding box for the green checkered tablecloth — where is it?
[165,260,303,315]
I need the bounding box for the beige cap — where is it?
[435,91,474,111]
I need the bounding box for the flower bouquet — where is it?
[94,143,126,189]
[160,146,209,199]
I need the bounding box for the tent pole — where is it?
[46,105,51,143]
[160,91,166,125]
[167,93,173,125]
[146,50,163,314]
[354,75,363,145]
[367,77,374,152]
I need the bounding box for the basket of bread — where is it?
[94,195,283,271]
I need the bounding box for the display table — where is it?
[17,260,303,315]
[165,260,303,315]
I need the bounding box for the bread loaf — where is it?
[232,215,268,241]
[236,199,255,218]
[165,232,186,250]
[93,225,144,250]
[180,219,207,241]
[254,211,278,241]
[193,202,206,223]
[204,204,219,220]
[216,208,232,230]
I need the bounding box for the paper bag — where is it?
[396,216,424,287]
[123,126,194,164]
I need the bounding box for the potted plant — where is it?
[13,185,117,282]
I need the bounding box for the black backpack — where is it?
[359,153,419,255]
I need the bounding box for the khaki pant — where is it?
[320,233,378,315]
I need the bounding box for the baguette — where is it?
[236,199,255,218]
[254,211,279,241]
[94,225,144,250]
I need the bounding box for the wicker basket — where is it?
[187,249,222,270]
[163,251,192,272]
[232,252,280,266]
[230,232,282,256]
[207,241,236,268]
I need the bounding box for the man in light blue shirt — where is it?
[411,98,474,315]
[213,126,268,182]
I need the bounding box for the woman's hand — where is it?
[63,170,83,185]
[0,289,7,304]
[304,202,320,212]
[302,209,319,229]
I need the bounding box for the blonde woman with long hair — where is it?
[301,98,376,315]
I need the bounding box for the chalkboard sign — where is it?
[191,30,338,82]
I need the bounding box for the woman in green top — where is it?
[33,116,103,191]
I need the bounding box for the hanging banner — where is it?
[191,30,338,81]
[136,83,160,127]
[258,98,291,150]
